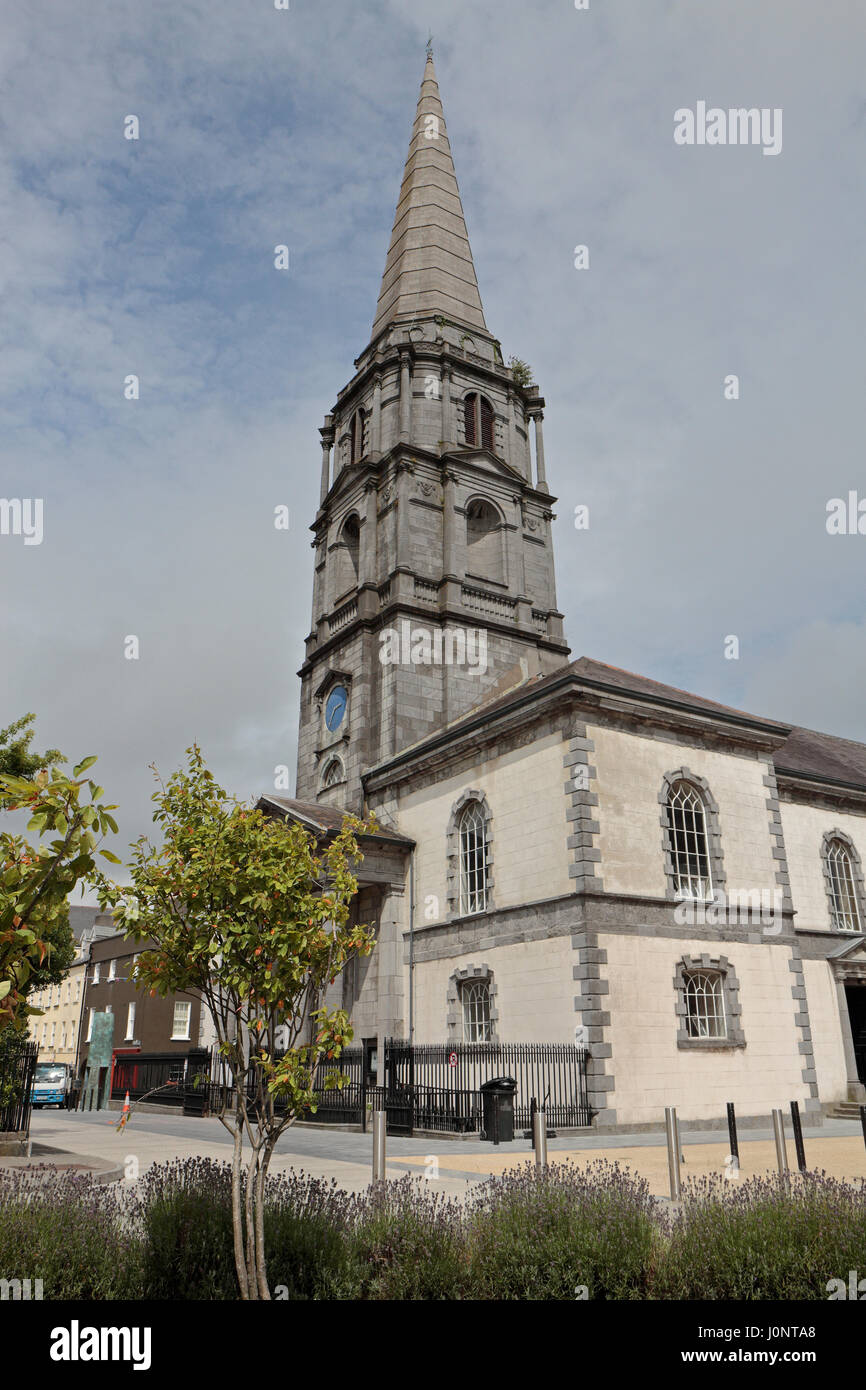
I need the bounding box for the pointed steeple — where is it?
[371,53,488,341]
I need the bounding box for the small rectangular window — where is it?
[172,1001,191,1041]
[125,1003,136,1041]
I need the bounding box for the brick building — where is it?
[78,930,206,1074]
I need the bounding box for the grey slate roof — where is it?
[775,725,866,792]
[259,795,415,846]
[366,654,866,797]
[568,656,790,731]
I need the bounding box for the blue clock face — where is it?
[325,686,348,732]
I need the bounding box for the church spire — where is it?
[371,52,488,341]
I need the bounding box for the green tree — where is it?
[0,715,76,997]
[0,759,120,1030]
[103,745,376,1300]
[0,714,65,779]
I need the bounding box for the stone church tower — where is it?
[296,53,569,809]
[270,52,866,1130]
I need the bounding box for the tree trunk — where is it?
[230,1120,250,1300]
[245,1144,259,1299]
[253,1146,271,1299]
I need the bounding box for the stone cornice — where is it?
[335,335,540,416]
[363,672,791,793]
[777,769,866,814]
[404,888,799,965]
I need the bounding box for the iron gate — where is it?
[0,1038,38,1134]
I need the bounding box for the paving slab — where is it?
[24,1111,866,1200]
[0,1141,123,1183]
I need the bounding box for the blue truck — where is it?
[30,1061,72,1109]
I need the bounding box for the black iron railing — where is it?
[131,1040,592,1137]
[111,1052,187,1107]
[384,1039,592,1131]
[0,1038,38,1134]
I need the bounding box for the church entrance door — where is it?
[845,986,866,1086]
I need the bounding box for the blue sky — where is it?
[2,0,865,870]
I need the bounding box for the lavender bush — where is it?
[4,1156,866,1300]
[656,1171,866,1300]
[0,1167,139,1299]
[265,1171,358,1299]
[467,1160,659,1300]
[133,1157,237,1300]
[344,1175,468,1300]
[135,1159,358,1300]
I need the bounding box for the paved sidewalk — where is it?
[14,1110,866,1198]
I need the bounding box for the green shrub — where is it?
[344,1176,469,1300]
[467,1161,659,1300]
[0,1168,140,1299]
[655,1172,866,1300]
[6,1155,866,1302]
[265,1172,355,1299]
[134,1157,237,1300]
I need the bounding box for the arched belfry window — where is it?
[464,393,495,452]
[465,499,504,584]
[343,515,360,582]
[348,408,367,465]
[336,514,360,597]
[667,780,713,900]
[822,832,864,932]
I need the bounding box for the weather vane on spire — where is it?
[426,32,433,61]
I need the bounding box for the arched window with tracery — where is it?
[462,980,491,1042]
[667,780,713,900]
[321,757,344,790]
[823,834,864,931]
[682,969,727,1039]
[463,393,495,452]
[459,801,488,915]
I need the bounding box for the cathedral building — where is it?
[261,54,866,1130]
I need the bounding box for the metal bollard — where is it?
[860,1105,866,1153]
[371,1109,387,1183]
[790,1100,807,1173]
[772,1108,789,1178]
[726,1102,739,1171]
[665,1107,682,1200]
[533,1110,548,1169]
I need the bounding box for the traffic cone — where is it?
[117,1090,131,1130]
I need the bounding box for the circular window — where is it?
[325,685,348,732]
